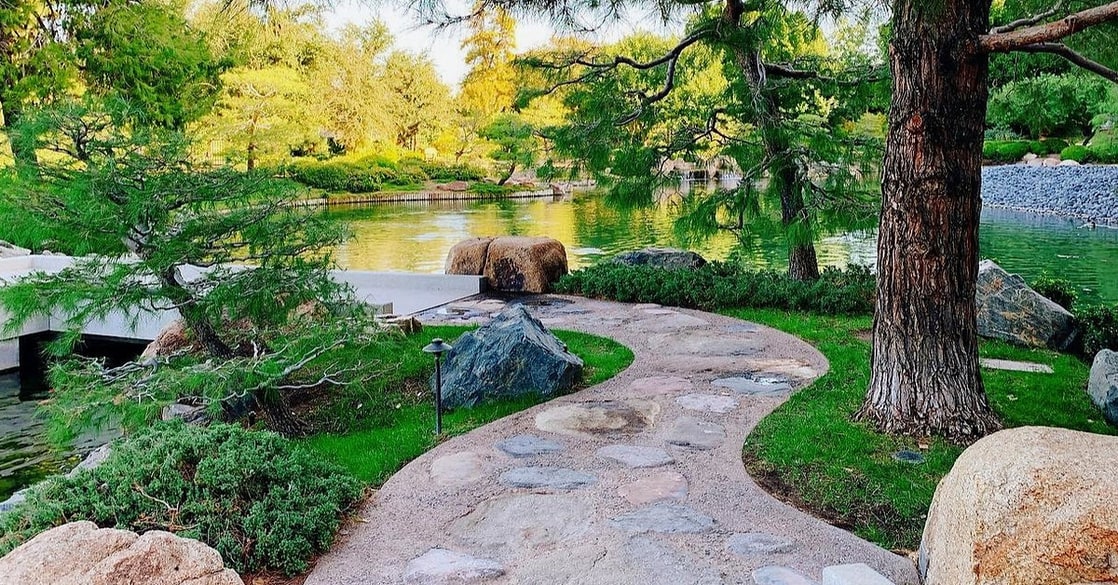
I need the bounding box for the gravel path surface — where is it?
[305,296,919,585]
[983,165,1118,222]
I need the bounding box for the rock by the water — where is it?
[496,434,564,458]
[66,444,112,478]
[1088,349,1118,426]
[439,306,583,408]
[0,241,30,258]
[611,248,707,270]
[161,400,210,425]
[0,489,29,513]
[609,503,715,534]
[751,566,817,585]
[403,548,504,584]
[919,426,1118,585]
[596,444,674,468]
[727,533,796,556]
[975,260,1078,350]
[445,236,568,293]
[0,521,241,585]
[498,467,596,490]
[665,417,726,450]
[821,563,894,585]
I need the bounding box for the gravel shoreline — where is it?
[982,165,1118,224]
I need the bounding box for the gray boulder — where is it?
[611,247,707,270]
[438,305,583,408]
[975,260,1078,350]
[1088,349,1118,426]
[0,241,30,258]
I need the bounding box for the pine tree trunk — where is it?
[856,0,1001,441]
[159,268,234,359]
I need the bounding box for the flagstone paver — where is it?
[306,295,919,585]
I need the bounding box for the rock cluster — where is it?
[445,236,568,293]
[611,247,708,270]
[975,260,1078,350]
[0,521,241,585]
[920,426,1118,585]
[982,165,1118,222]
[438,305,583,408]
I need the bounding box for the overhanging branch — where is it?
[979,1,1118,53]
[990,1,1065,34]
[1015,42,1118,83]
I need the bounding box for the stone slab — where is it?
[496,434,564,458]
[609,503,715,534]
[666,417,726,450]
[626,376,694,395]
[431,452,486,487]
[675,393,738,413]
[499,466,596,490]
[727,533,796,555]
[979,358,1054,374]
[451,494,592,552]
[629,313,710,332]
[535,400,660,437]
[596,444,675,468]
[753,566,818,585]
[618,471,688,505]
[403,548,505,584]
[821,563,895,585]
[713,376,792,396]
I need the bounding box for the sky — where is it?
[322,0,674,89]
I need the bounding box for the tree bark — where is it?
[857,0,1001,441]
[159,267,234,359]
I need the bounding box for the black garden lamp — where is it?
[422,337,453,435]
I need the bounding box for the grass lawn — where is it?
[302,325,633,485]
[734,307,1114,552]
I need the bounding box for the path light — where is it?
[422,338,453,435]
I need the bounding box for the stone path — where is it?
[306,296,920,585]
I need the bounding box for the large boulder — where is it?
[0,240,30,258]
[919,426,1118,585]
[445,236,568,293]
[0,521,241,585]
[975,260,1078,350]
[141,319,192,359]
[1088,349,1118,426]
[611,247,707,270]
[438,305,583,408]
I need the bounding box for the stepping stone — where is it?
[666,417,726,450]
[627,376,693,395]
[430,452,486,486]
[630,313,710,332]
[403,548,504,584]
[727,532,796,555]
[499,467,596,490]
[596,444,674,468]
[752,566,818,585]
[618,471,688,505]
[610,502,715,534]
[741,358,819,381]
[623,536,725,584]
[642,308,678,315]
[496,434,563,458]
[648,333,762,357]
[675,393,738,413]
[722,323,762,333]
[535,400,660,437]
[979,358,1054,374]
[452,494,592,551]
[713,376,793,397]
[821,563,895,585]
[633,303,662,310]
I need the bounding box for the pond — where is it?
[329,193,1118,305]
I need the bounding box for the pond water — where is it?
[329,194,1118,305]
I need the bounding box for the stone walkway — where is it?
[306,296,920,585]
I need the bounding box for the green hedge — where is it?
[0,421,362,575]
[555,263,876,315]
[290,156,487,193]
[1060,145,1091,163]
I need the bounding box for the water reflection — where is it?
[328,192,1118,305]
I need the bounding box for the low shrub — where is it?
[555,262,876,315]
[0,421,362,576]
[290,155,427,193]
[1087,134,1118,164]
[1031,273,1077,310]
[1060,145,1091,163]
[982,140,1032,163]
[1040,138,1069,154]
[467,182,522,197]
[1076,304,1118,356]
[419,161,486,182]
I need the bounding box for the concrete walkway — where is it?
[306,296,920,585]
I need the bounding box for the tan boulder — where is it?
[141,319,193,359]
[0,521,241,585]
[920,426,1118,585]
[445,236,568,293]
[445,237,495,275]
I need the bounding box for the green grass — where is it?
[734,308,1112,552]
[301,326,633,484]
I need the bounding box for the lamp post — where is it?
[422,338,453,435]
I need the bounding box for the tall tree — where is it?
[459,3,519,118]
[857,0,1118,440]
[383,51,453,151]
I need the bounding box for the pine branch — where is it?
[979,1,1118,53]
[990,1,1066,34]
[1015,42,1118,82]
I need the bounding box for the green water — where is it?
[328,195,1118,304]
